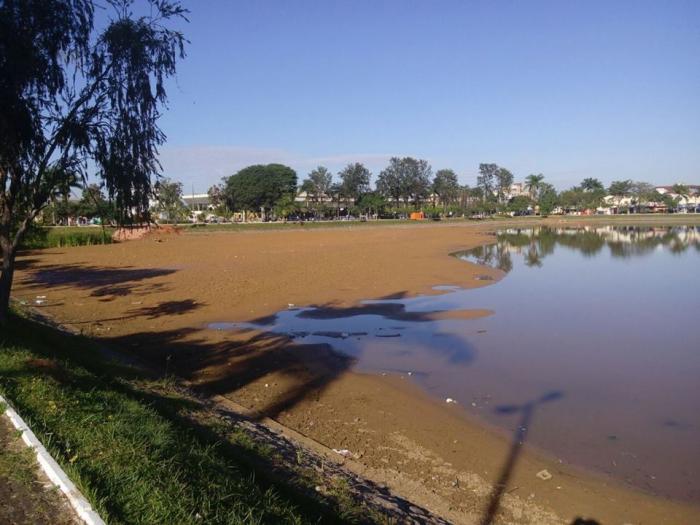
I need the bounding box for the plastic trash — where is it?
[446,398,457,404]
[536,469,553,481]
[332,448,353,458]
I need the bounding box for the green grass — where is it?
[21,227,114,249]
[0,314,369,524]
[0,423,36,488]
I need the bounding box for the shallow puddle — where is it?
[209,225,700,503]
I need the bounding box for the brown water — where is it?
[210,225,700,503]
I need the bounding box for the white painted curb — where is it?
[0,394,106,525]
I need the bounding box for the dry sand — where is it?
[13,219,700,524]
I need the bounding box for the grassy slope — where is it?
[0,314,372,525]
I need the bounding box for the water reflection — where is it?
[455,225,700,271]
[211,225,700,503]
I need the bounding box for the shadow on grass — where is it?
[1,313,449,524]
[104,326,351,422]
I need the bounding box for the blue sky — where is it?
[153,0,700,192]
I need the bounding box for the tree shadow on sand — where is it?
[18,262,176,299]
[102,326,352,422]
[101,293,479,421]
[64,299,204,325]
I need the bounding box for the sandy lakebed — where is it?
[12,217,700,524]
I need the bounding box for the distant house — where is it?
[182,193,213,212]
[506,182,529,199]
[655,185,700,213]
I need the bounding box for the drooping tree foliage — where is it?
[0,0,187,322]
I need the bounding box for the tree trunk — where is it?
[0,236,17,324]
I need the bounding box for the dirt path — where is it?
[12,219,700,524]
[0,413,78,525]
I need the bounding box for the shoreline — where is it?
[13,217,700,524]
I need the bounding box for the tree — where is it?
[78,183,116,226]
[524,173,545,200]
[538,183,558,216]
[0,0,187,323]
[376,158,405,206]
[328,182,343,217]
[273,193,298,220]
[300,166,332,218]
[152,178,187,223]
[207,184,226,209]
[432,169,460,211]
[303,166,333,203]
[46,168,82,225]
[672,184,690,204]
[356,191,387,217]
[495,167,514,204]
[661,192,680,212]
[630,182,657,211]
[223,164,297,218]
[338,163,371,204]
[477,164,498,202]
[608,179,633,209]
[401,158,432,208]
[377,157,432,208]
[581,177,604,192]
[507,195,533,214]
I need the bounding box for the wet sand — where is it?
[13,218,700,524]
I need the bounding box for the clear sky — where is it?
[154,0,700,192]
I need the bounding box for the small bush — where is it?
[21,227,113,249]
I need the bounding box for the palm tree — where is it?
[672,184,690,205]
[524,174,545,200]
[581,177,604,192]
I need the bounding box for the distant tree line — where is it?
[49,166,697,227]
[192,160,695,221]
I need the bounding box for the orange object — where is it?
[409,211,425,220]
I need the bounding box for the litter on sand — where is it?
[445,398,457,404]
[536,469,553,481]
[332,449,353,458]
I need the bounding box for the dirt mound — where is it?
[112,225,181,242]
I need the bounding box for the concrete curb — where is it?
[0,394,106,525]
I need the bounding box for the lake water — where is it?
[211,225,700,503]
